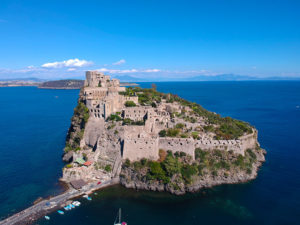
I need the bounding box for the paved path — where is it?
[0,179,116,225]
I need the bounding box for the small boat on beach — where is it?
[114,208,127,225]
[45,216,50,220]
[57,210,64,215]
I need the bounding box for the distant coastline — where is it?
[0,79,138,89]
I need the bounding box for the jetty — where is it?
[0,178,118,225]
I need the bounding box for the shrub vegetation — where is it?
[125,101,137,107]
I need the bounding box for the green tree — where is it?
[181,164,198,184]
[175,123,184,129]
[125,101,136,107]
[167,128,180,137]
[162,154,182,176]
[159,130,167,137]
[105,164,112,172]
[149,161,167,182]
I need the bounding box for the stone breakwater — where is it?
[0,179,118,225]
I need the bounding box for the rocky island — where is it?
[62,71,266,195]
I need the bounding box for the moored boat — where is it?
[72,201,81,206]
[114,208,127,225]
[57,210,64,215]
[83,194,92,200]
[45,216,50,220]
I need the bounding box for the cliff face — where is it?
[61,71,266,193]
[120,146,266,195]
[63,90,89,162]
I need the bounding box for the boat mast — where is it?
[119,208,121,223]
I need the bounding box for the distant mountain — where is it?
[186,74,258,81]
[112,75,148,82]
[187,74,300,81]
[113,74,300,82]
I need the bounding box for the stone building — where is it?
[83,71,136,118]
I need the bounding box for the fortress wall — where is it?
[123,138,159,161]
[158,138,195,159]
[238,130,258,151]
[195,139,244,155]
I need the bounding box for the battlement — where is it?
[85,71,121,88]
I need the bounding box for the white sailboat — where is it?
[114,208,127,225]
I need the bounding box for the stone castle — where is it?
[62,71,259,182]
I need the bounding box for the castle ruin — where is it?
[62,71,259,182]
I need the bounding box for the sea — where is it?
[0,81,300,225]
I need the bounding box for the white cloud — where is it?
[143,69,160,73]
[96,68,160,74]
[112,59,126,65]
[42,58,93,68]
[67,68,76,71]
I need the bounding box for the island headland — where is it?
[0,72,266,224]
[0,78,137,89]
[62,71,266,195]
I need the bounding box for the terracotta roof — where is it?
[84,161,92,166]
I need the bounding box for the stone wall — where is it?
[158,138,195,159]
[195,139,244,155]
[123,138,159,161]
[238,130,258,151]
[122,132,258,162]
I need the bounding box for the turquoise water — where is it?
[1,82,300,224]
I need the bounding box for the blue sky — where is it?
[0,0,299,80]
